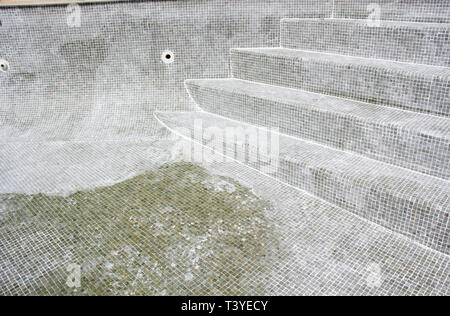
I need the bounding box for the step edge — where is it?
[230,47,450,74]
[280,17,450,28]
[185,78,450,140]
[156,108,450,190]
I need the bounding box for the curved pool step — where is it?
[185,78,450,180]
[231,47,450,117]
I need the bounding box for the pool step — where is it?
[281,19,450,67]
[155,111,450,254]
[185,78,450,180]
[231,48,450,117]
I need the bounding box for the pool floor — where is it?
[1,152,448,296]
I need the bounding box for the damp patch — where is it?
[0,162,277,296]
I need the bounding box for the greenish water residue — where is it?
[0,162,276,296]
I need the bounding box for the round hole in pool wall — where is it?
[0,60,9,72]
[161,50,174,64]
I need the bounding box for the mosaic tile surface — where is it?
[1,0,449,296]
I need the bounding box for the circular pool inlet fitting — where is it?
[0,60,9,72]
[161,50,175,64]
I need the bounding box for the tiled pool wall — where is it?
[1,1,449,142]
[0,0,326,141]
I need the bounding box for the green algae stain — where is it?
[0,162,277,296]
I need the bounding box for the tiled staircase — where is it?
[156,18,450,255]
